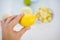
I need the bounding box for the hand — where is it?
[1,14,30,40]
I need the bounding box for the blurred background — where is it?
[0,0,60,40]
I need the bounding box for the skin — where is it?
[1,14,30,40]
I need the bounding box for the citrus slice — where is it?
[3,13,11,19]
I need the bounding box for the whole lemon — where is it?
[19,13,36,28]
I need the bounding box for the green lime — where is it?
[24,0,31,6]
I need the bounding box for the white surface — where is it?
[0,0,60,40]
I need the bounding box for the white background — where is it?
[0,0,60,40]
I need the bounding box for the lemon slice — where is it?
[36,7,52,23]
[2,13,11,19]
[21,7,32,14]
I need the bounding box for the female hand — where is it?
[1,14,30,40]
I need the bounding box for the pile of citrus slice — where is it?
[36,7,53,23]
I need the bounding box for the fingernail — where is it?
[24,27,31,30]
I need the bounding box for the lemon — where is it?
[19,13,36,28]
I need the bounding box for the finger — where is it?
[1,20,5,25]
[0,21,1,23]
[5,16,17,24]
[2,18,8,23]
[1,20,5,29]
[9,14,24,29]
[17,27,30,37]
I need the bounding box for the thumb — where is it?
[17,27,30,37]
